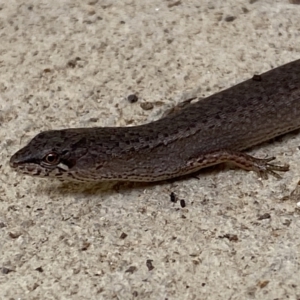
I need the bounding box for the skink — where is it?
[9,59,300,182]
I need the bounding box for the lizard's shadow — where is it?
[41,166,223,198]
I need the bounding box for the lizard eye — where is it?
[43,152,60,165]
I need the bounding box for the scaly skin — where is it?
[10,59,300,182]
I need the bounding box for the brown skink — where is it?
[9,59,300,182]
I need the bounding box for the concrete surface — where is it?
[1,0,300,299]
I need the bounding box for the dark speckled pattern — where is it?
[10,59,300,181]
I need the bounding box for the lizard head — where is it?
[9,130,87,180]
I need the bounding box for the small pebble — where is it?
[170,192,177,203]
[140,102,154,110]
[127,94,138,103]
[224,16,236,22]
[146,259,154,271]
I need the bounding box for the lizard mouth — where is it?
[9,152,22,169]
[10,151,72,180]
[10,161,70,180]
[10,162,45,177]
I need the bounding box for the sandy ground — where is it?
[1,0,300,299]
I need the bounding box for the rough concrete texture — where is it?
[1,0,300,299]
